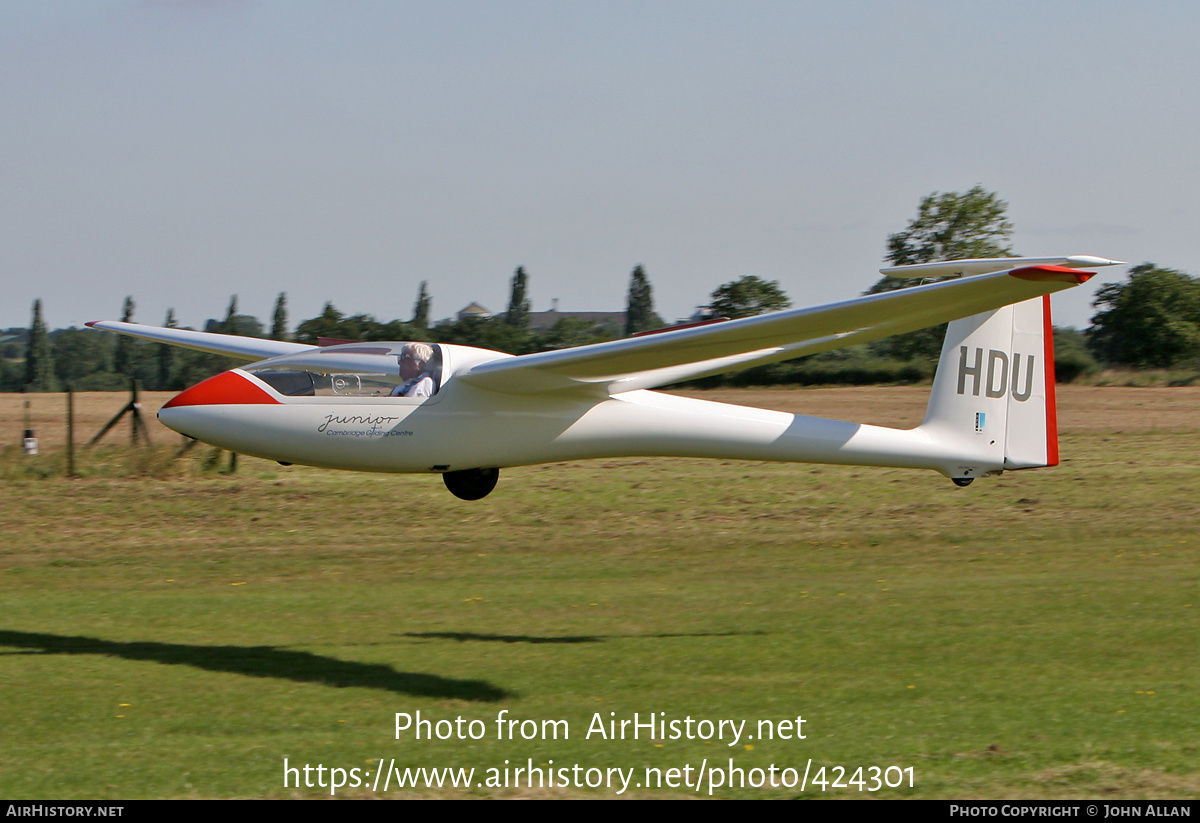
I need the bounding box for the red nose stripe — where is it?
[1009,265,1095,284]
[163,371,281,408]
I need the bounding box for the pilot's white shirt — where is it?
[390,374,433,398]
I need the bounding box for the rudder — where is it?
[1003,295,1058,469]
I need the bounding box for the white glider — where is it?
[88,255,1122,499]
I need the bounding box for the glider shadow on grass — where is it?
[0,630,508,702]
[398,631,766,644]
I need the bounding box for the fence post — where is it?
[66,386,76,477]
[23,393,37,455]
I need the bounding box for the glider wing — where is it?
[85,321,314,361]
[457,259,1118,396]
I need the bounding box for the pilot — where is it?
[390,343,435,398]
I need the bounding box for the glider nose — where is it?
[158,370,280,439]
[161,370,280,409]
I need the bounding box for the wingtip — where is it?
[1065,255,1127,268]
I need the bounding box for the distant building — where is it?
[456,299,624,334]
[456,302,493,321]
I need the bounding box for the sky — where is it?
[3,0,1198,334]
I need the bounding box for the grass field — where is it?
[1,387,1197,798]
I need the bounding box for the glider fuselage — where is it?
[158,357,993,481]
[92,255,1123,497]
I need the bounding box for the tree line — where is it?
[4,266,671,392]
[5,188,1198,392]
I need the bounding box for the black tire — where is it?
[443,467,500,500]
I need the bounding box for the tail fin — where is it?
[920,295,1058,482]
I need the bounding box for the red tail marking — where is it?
[1009,265,1095,284]
[163,371,281,408]
[1042,295,1059,466]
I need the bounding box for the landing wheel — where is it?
[443,467,500,500]
[951,477,974,487]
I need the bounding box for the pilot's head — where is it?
[398,342,433,380]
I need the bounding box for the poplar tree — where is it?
[412,282,430,330]
[24,299,58,391]
[271,293,289,340]
[223,295,238,332]
[158,308,177,389]
[624,265,661,335]
[113,296,135,376]
[505,267,531,329]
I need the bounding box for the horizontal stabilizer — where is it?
[881,255,1124,280]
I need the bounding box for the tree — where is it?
[271,293,289,340]
[868,186,1015,360]
[0,358,24,392]
[535,316,614,351]
[709,276,791,319]
[293,303,424,345]
[884,185,1013,267]
[1088,263,1200,368]
[0,329,26,361]
[113,296,136,376]
[1052,327,1099,383]
[52,326,116,389]
[430,316,531,354]
[624,265,662,336]
[295,302,351,343]
[24,299,58,391]
[412,282,431,330]
[505,267,531,329]
[158,308,178,389]
[208,295,263,338]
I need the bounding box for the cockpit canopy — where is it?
[244,342,443,398]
